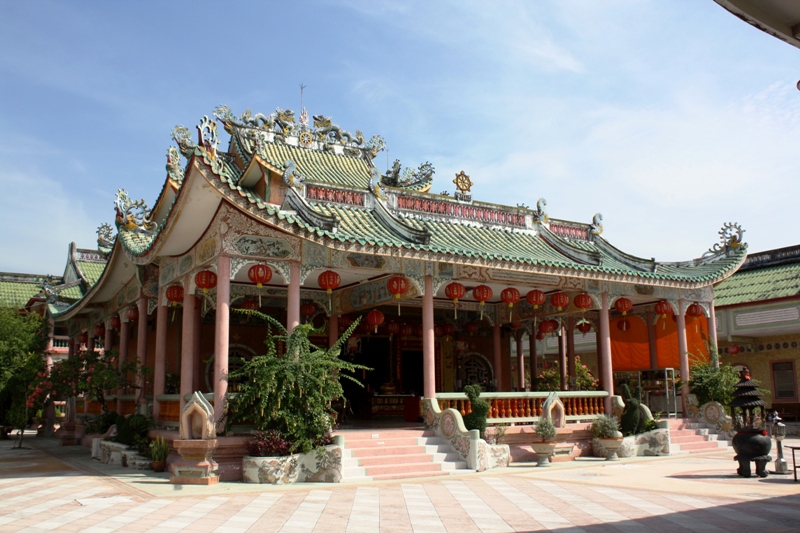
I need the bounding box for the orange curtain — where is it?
[610,316,650,371]
[610,313,709,372]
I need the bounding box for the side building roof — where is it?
[714,244,800,307]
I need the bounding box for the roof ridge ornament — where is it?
[282,160,305,189]
[452,171,471,202]
[41,275,61,304]
[369,168,387,200]
[532,198,548,223]
[114,189,156,234]
[166,146,185,183]
[96,223,115,252]
[590,213,603,235]
[704,222,745,257]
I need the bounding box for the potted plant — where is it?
[531,417,558,467]
[227,312,368,484]
[592,415,624,461]
[150,436,169,472]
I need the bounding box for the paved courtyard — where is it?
[1,433,799,532]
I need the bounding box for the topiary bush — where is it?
[534,417,557,443]
[591,415,621,439]
[619,384,645,436]
[111,414,154,456]
[462,384,489,438]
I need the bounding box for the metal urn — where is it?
[730,367,771,478]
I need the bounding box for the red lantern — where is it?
[443,323,456,336]
[386,320,401,337]
[526,289,546,309]
[654,300,671,330]
[110,315,121,330]
[338,315,352,330]
[539,319,556,334]
[300,302,317,320]
[126,306,139,322]
[318,270,341,311]
[387,276,409,315]
[434,325,443,338]
[357,320,370,334]
[576,321,592,335]
[401,323,414,337]
[536,331,545,341]
[614,297,632,315]
[366,309,384,333]
[686,302,703,318]
[241,299,259,311]
[550,292,569,311]
[510,321,523,330]
[728,344,740,355]
[616,318,630,332]
[248,264,272,288]
[445,282,467,318]
[166,285,184,307]
[414,324,424,338]
[78,332,89,345]
[195,270,217,294]
[94,324,105,338]
[473,285,493,319]
[574,293,592,313]
[501,287,521,320]
[465,321,479,335]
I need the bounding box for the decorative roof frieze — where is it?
[393,193,526,228]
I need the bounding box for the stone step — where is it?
[364,461,445,477]
[370,470,453,481]
[672,440,725,452]
[349,445,427,458]
[357,453,434,467]
[343,437,425,449]
[339,429,433,441]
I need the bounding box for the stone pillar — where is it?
[192,300,202,393]
[103,322,113,353]
[84,334,93,414]
[516,331,525,391]
[422,274,436,399]
[328,314,339,349]
[117,318,130,414]
[152,287,168,421]
[87,335,95,354]
[68,337,75,359]
[492,323,502,391]
[558,323,567,391]
[136,294,149,408]
[676,298,690,415]
[180,290,196,413]
[214,256,231,426]
[647,311,658,369]
[287,260,301,333]
[567,316,576,390]
[599,292,614,414]
[529,332,538,391]
[707,301,719,367]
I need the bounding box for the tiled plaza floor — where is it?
[1,433,799,532]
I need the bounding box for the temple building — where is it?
[5,105,749,424]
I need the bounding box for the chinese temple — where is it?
[27,105,747,424]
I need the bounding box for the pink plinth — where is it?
[170,438,219,485]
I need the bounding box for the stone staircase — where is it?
[668,418,730,454]
[338,427,471,481]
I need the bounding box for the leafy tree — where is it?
[226,311,369,454]
[0,308,47,428]
[686,335,739,408]
[532,355,600,391]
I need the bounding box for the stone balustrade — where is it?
[436,391,609,424]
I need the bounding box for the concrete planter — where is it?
[530,442,557,467]
[242,454,300,484]
[596,437,624,461]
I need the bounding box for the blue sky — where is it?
[1,1,799,275]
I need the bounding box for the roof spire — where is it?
[299,83,308,126]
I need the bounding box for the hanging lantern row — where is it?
[576,321,592,335]
[465,321,480,335]
[94,323,105,338]
[443,322,456,337]
[686,302,704,333]
[654,300,671,330]
[248,264,273,306]
[318,270,341,311]
[401,323,414,338]
[300,302,317,321]
[387,276,409,315]
[500,287,520,320]
[550,292,569,311]
[433,324,443,338]
[536,331,545,341]
[110,315,121,330]
[614,297,632,315]
[538,319,559,334]
[574,293,592,313]
[386,320,401,338]
[473,285,492,320]
[526,289,545,309]
[166,285,184,306]
[338,315,352,330]
[241,299,259,311]
[445,282,466,319]
[366,309,384,333]
[126,306,139,323]
[195,270,217,293]
[78,331,89,345]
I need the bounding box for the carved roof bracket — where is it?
[281,186,338,233]
[592,235,656,272]
[372,197,431,246]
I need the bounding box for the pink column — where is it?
[492,323,502,391]
[192,300,202,392]
[328,314,339,349]
[646,311,658,369]
[567,317,576,389]
[103,322,113,353]
[528,332,537,391]
[707,302,719,367]
[558,323,567,391]
[136,294,149,407]
[87,335,95,354]
[287,260,300,333]
[68,337,75,359]
[117,319,130,414]
[215,256,231,425]
[422,274,436,399]
[516,331,525,390]
[599,293,614,414]
[152,287,168,421]
[84,333,94,414]
[676,298,690,415]
[180,290,196,413]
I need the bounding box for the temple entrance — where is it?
[459,352,493,390]
[401,350,423,396]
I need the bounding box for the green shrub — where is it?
[112,414,154,456]
[687,360,739,408]
[619,384,645,436]
[462,384,489,438]
[592,415,620,439]
[149,436,170,462]
[534,417,557,442]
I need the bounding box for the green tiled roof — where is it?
[714,261,800,306]
[60,285,84,300]
[75,261,105,286]
[256,143,372,189]
[0,281,43,308]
